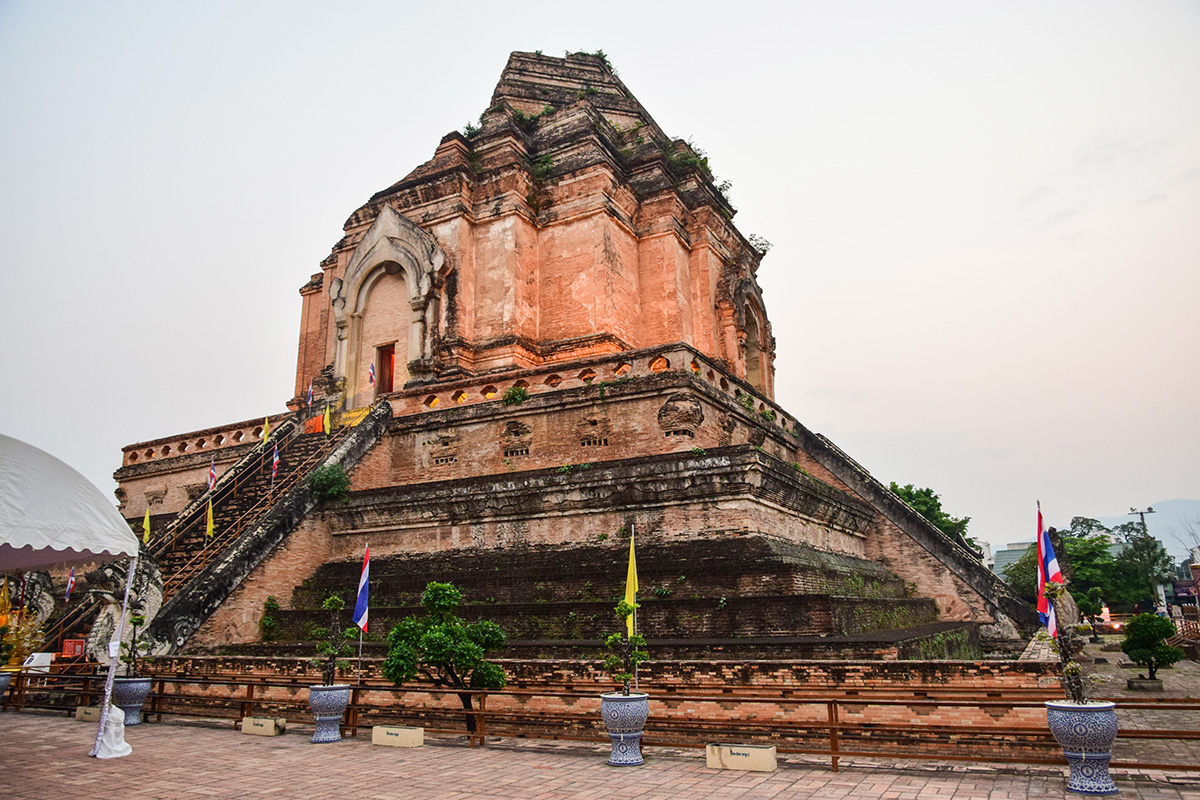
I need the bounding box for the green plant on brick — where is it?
[501,385,529,406]
[259,595,281,642]
[310,464,351,503]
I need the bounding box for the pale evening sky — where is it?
[1,1,1197,559]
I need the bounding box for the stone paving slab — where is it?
[3,713,1198,800]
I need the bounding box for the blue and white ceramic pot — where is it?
[111,677,152,725]
[1045,701,1119,795]
[308,684,350,743]
[0,670,12,700]
[600,692,649,766]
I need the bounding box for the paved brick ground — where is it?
[3,713,1197,800]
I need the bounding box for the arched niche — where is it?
[330,206,446,408]
[744,301,767,393]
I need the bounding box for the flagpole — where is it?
[632,524,638,693]
[357,629,363,685]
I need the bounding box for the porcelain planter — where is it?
[600,692,649,766]
[308,684,350,743]
[1045,701,1118,795]
[0,670,12,699]
[111,677,152,725]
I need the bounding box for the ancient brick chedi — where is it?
[112,52,1033,655]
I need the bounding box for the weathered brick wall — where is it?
[188,516,333,648]
[115,413,290,517]
[270,595,937,643]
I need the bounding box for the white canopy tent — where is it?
[0,432,140,758]
[1,433,138,571]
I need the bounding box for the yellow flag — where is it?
[624,528,638,636]
[323,404,332,435]
[206,499,215,538]
[263,416,270,445]
[143,508,151,544]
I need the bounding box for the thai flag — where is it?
[1036,504,1063,637]
[272,443,280,480]
[353,544,369,633]
[208,459,217,491]
[368,362,376,386]
[64,568,75,604]
[306,379,313,406]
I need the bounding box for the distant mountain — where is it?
[1096,498,1200,561]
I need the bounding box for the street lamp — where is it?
[1128,506,1155,536]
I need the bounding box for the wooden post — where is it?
[347,685,361,737]
[828,700,840,773]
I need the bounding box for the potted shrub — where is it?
[1121,613,1184,691]
[382,582,507,738]
[599,600,649,766]
[308,594,357,743]
[1041,582,1118,796]
[112,613,154,725]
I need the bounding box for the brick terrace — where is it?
[3,712,1197,800]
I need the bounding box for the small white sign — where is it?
[108,640,120,659]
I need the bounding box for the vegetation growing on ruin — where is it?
[259,595,281,642]
[310,464,351,503]
[501,385,529,406]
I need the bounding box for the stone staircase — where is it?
[41,401,392,654]
[155,429,328,595]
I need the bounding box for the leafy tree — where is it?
[889,482,973,548]
[1061,517,1110,538]
[1003,530,1119,608]
[1121,614,1185,680]
[1073,587,1105,641]
[382,582,507,733]
[1111,528,1175,609]
[1002,544,1039,603]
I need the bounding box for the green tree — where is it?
[1121,614,1185,680]
[1073,586,1105,640]
[1061,517,1111,538]
[1002,532,1118,607]
[888,482,973,548]
[1110,525,1175,609]
[382,582,507,733]
[1002,544,1039,603]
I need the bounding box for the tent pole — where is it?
[90,555,138,758]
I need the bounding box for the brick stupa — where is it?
[109,52,1034,658]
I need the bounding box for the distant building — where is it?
[992,541,1034,579]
